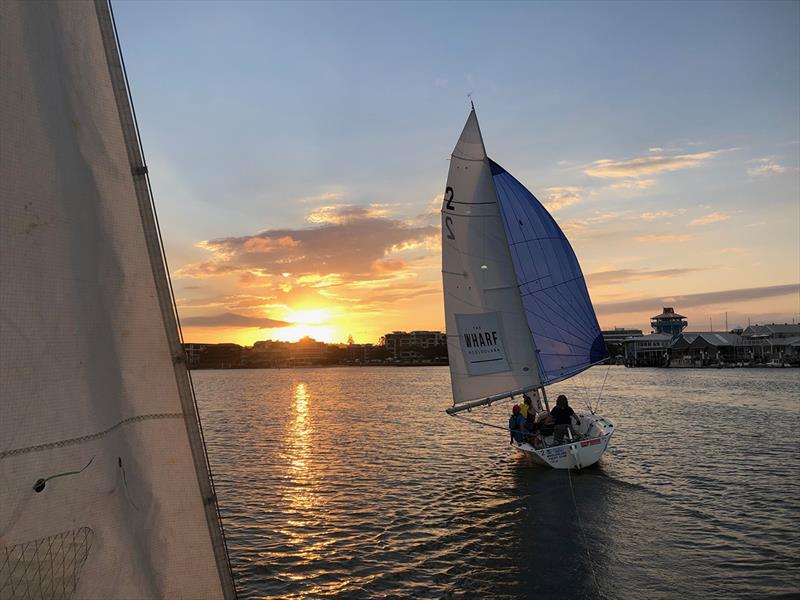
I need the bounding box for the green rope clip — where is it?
[33,456,95,493]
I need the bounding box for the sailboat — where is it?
[1,1,235,598]
[441,106,615,469]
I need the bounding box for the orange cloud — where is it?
[178,205,435,282]
[586,151,718,179]
[586,267,705,286]
[689,212,731,226]
[543,187,582,211]
[306,204,389,224]
[635,234,693,243]
[747,159,786,177]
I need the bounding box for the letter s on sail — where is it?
[445,216,455,240]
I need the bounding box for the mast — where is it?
[94,1,237,595]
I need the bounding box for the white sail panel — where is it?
[0,2,232,598]
[442,111,541,406]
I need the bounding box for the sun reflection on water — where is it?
[286,382,315,509]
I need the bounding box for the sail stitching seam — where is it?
[0,413,184,459]
[497,172,599,336]
[496,174,595,339]
[494,174,599,336]
[492,170,604,378]
[524,289,596,342]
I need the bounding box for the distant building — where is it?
[651,307,688,338]
[381,331,446,360]
[602,328,643,359]
[740,324,800,363]
[288,336,328,365]
[623,333,672,366]
[346,343,375,364]
[669,332,742,366]
[183,343,243,369]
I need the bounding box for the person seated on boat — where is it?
[509,404,526,445]
[522,396,540,442]
[550,394,581,445]
[520,394,534,420]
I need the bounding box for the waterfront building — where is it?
[651,307,688,338]
[602,328,643,360]
[669,332,742,366]
[183,343,244,369]
[381,331,446,360]
[740,324,800,363]
[623,333,672,366]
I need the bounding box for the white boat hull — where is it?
[512,412,615,469]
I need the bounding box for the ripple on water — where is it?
[195,366,800,599]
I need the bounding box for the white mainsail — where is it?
[441,110,542,408]
[1,2,235,598]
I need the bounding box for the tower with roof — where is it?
[651,307,687,338]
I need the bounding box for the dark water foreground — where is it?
[194,366,800,599]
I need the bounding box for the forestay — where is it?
[0,2,234,598]
[441,111,541,407]
[491,161,607,384]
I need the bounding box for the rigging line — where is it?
[542,358,607,386]
[593,364,612,414]
[578,373,593,414]
[450,408,518,433]
[567,468,603,598]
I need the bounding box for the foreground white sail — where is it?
[0,2,235,598]
[442,108,615,469]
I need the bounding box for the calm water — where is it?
[194,366,800,599]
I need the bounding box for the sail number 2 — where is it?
[444,186,455,239]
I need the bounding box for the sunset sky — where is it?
[115,1,799,345]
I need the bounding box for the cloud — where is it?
[586,268,705,286]
[181,312,292,329]
[585,150,719,179]
[543,187,582,211]
[635,234,693,243]
[176,204,437,286]
[689,212,731,226]
[434,77,449,88]
[297,191,346,204]
[747,159,786,177]
[607,179,656,191]
[648,147,664,153]
[307,204,389,224]
[594,283,799,315]
[640,211,674,221]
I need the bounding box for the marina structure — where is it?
[623,308,800,367]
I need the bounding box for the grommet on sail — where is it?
[441,108,615,469]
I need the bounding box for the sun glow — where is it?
[272,307,338,343]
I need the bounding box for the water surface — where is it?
[194,366,800,599]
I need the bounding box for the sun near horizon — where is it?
[115,1,799,347]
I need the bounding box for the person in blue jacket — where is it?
[508,404,526,444]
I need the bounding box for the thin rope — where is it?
[567,468,603,598]
[593,364,612,414]
[450,411,518,433]
[578,373,593,413]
